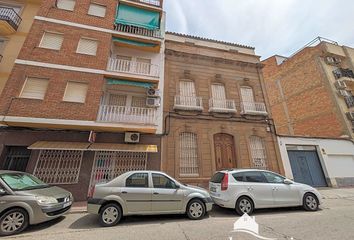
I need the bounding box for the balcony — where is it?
[0,7,21,35]
[333,68,354,81]
[97,105,157,125]
[241,102,268,115]
[128,0,162,7]
[107,58,159,78]
[209,99,237,113]
[114,23,161,38]
[174,96,203,111]
[345,96,354,108]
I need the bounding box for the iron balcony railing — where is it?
[97,105,157,125]
[114,23,161,38]
[209,99,237,113]
[128,0,162,7]
[107,58,159,78]
[241,101,268,115]
[345,96,354,108]
[333,68,354,80]
[0,7,22,31]
[174,96,203,111]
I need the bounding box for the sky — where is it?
[164,0,354,59]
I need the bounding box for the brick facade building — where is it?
[161,33,284,187]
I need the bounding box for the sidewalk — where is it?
[70,201,87,214]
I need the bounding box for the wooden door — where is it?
[214,134,236,171]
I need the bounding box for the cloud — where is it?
[164,0,354,59]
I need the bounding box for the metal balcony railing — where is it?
[97,105,157,125]
[174,96,203,111]
[128,0,162,7]
[241,102,268,115]
[114,23,161,38]
[345,96,354,108]
[107,58,159,78]
[333,68,354,80]
[209,99,237,113]
[0,7,22,31]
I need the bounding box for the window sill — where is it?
[61,100,85,104]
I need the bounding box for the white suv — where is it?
[209,169,322,215]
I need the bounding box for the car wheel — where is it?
[99,203,122,227]
[303,193,319,211]
[187,199,205,220]
[0,208,29,236]
[235,196,254,216]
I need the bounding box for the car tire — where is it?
[186,199,205,220]
[99,203,122,227]
[235,196,254,216]
[0,208,29,236]
[303,193,319,211]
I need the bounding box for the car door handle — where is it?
[247,187,253,191]
[122,191,128,194]
[153,192,159,195]
[272,187,278,191]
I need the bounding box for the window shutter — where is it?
[20,77,49,100]
[57,0,76,11]
[211,84,226,100]
[77,38,98,56]
[39,32,64,50]
[63,82,88,103]
[88,3,106,17]
[180,81,196,97]
[240,87,255,103]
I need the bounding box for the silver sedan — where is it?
[88,171,213,226]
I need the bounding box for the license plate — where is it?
[63,201,72,208]
[210,187,216,192]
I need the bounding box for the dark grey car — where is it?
[0,171,73,236]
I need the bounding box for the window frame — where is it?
[262,171,285,184]
[232,172,245,182]
[56,0,76,11]
[243,171,268,183]
[19,77,49,100]
[62,81,88,103]
[76,37,98,56]
[249,135,268,170]
[38,31,64,50]
[152,173,178,189]
[87,2,107,18]
[125,173,149,188]
[179,132,199,177]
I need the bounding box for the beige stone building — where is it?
[162,33,284,187]
[0,0,42,92]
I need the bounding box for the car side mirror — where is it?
[175,184,180,189]
[283,179,293,185]
[0,188,7,196]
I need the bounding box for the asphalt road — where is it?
[4,196,354,240]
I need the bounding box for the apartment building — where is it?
[262,37,354,188]
[0,0,42,93]
[0,0,165,201]
[161,33,284,187]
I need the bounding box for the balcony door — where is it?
[240,87,256,111]
[214,134,236,171]
[179,81,196,106]
[211,84,226,108]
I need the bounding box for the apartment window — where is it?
[56,0,76,11]
[88,3,106,17]
[20,77,49,100]
[77,38,98,56]
[211,84,226,100]
[33,150,83,184]
[63,82,88,103]
[240,86,255,103]
[39,32,64,50]
[249,136,267,169]
[180,132,199,177]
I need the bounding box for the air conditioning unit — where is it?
[335,80,347,89]
[146,97,161,107]
[346,112,354,121]
[125,132,140,143]
[147,88,160,97]
[338,90,351,97]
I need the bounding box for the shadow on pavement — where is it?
[24,216,66,233]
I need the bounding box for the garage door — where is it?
[288,150,327,187]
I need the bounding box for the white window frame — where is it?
[179,132,199,177]
[19,77,49,100]
[56,0,76,11]
[38,31,64,50]
[249,136,268,170]
[76,37,98,56]
[88,2,107,18]
[63,81,88,103]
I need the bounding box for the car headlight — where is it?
[35,196,58,205]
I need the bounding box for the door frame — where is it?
[213,133,237,171]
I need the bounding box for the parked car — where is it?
[0,171,73,236]
[209,169,322,215]
[87,171,213,227]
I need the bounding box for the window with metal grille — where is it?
[33,150,83,184]
[179,132,199,177]
[39,32,64,50]
[63,81,88,103]
[56,0,76,11]
[88,3,106,17]
[20,77,49,100]
[77,37,98,56]
[249,136,267,169]
[211,84,226,100]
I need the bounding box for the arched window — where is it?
[179,132,199,177]
[249,136,267,169]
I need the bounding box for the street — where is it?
[3,189,354,240]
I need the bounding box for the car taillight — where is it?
[221,173,228,191]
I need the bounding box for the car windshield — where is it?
[0,173,49,191]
